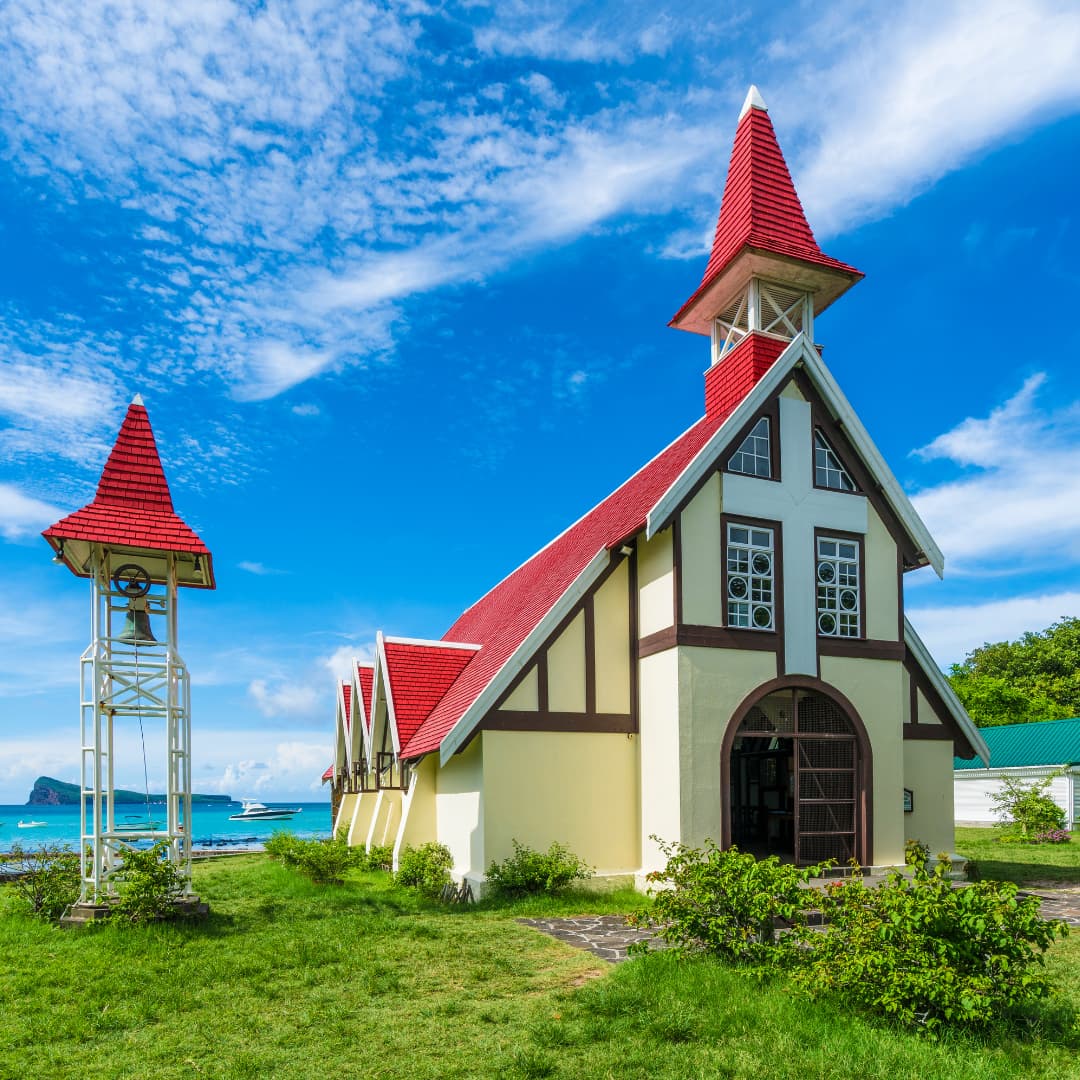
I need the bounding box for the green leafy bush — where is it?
[113,841,187,922]
[264,830,302,863]
[991,773,1067,840]
[265,830,361,883]
[486,839,593,897]
[362,844,394,872]
[788,860,1067,1031]
[629,839,818,964]
[396,842,453,897]
[6,842,81,921]
[904,839,930,870]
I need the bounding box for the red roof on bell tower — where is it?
[43,395,215,588]
[670,87,862,336]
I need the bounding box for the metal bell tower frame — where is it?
[43,394,215,907]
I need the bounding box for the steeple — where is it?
[43,395,215,588]
[670,86,863,351]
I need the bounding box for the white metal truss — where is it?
[78,548,193,903]
[711,278,814,364]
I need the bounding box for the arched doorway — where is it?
[723,682,871,866]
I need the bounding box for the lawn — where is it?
[956,826,1080,885]
[3,855,1080,1079]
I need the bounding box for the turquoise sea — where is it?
[0,801,332,852]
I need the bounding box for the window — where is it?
[816,537,860,637]
[728,417,771,478]
[727,523,775,631]
[814,431,855,491]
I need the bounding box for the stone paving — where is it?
[519,885,1080,964]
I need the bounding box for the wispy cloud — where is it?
[0,483,63,542]
[248,677,321,719]
[237,561,288,577]
[910,375,1080,573]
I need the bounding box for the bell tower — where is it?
[43,395,215,912]
[670,87,863,391]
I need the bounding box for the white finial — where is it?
[739,85,767,120]
[132,393,145,406]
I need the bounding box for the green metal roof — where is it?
[954,717,1080,771]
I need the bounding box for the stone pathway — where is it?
[518,885,1080,964]
[517,915,664,964]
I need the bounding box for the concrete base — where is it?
[60,894,210,927]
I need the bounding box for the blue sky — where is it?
[2,0,1080,803]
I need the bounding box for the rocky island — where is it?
[28,776,232,806]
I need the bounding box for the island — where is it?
[27,776,232,806]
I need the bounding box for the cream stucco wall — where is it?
[820,655,906,866]
[396,755,439,859]
[679,472,723,627]
[677,646,778,851]
[915,688,942,725]
[367,788,403,850]
[780,378,807,402]
[334,792,357,837]
[638,647,682,872]
[348,790,377,847]
[903,740,956,855]
[500,665,538,711]
[481,729,639,874]
[436,738,484,880]
[595,559,631,714]
[864,505,900,642]
[548,610,586,712]
[638,526,674,637]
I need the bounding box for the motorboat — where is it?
[115,816,164,831]
[18,820,48,828]
[228,799,302,821]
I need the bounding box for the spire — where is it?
[670,87,862,337]
[43,399,215,588]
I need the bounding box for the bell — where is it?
[118,602,157,644]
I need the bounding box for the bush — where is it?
[113,842,187,922]
[361,844,394,872]
[991,773,1067,840]
[788,859,1068,1031]
[629,839,818,964]
[264,830,302,863]
[486,839,593,897]
[6,843,81,921]
[264,830,361,884]
[1035,829,1071,844]
[904,839,930,871]
[396,842,453,897]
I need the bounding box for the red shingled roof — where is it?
[356,663,374,734]
[341,681,352,731]
[401,403,748,758]
[384,640,478,750]
[322,764,334,782]
[43,398,214,582]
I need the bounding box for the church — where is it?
[324,87,988,891]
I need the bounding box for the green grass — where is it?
[3,855,1080,1079]
[956,826,1080,885]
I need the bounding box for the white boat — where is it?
[228,799,302,821]
[18,820,48,828]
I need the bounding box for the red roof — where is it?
[384,640,478,750]
[43,398,214,585]
[322,764,334,782]
[356,663,374,734]
[341,681,352,731]
[670,94,861,332]
[401,403,750,758]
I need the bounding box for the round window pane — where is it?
[840,589,857,611]
[728,576,749,599]
[752,605,772,629]
[752,552,771,575]
[817,561,835,583]
[818,612,836,635]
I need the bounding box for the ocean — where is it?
[0,801,332,852]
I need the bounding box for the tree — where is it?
[948,617,1080,727]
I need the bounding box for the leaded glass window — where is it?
[728,417,771,478]
[727,523,775,631]
[814,431,855,491]
[816,537,860,637]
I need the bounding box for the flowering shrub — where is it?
[1034,829,1071,844]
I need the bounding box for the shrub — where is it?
[628,839,818,964]
[991,773,1067,839]
[112,841,187,922]
[486,840,593,897]
[396,842,453,897]
[264,830,302,863]
[904,839,930,871]
[6,842,81,921]
[362,844,394,872]
[1035,829,1071,844]
[788,859,1068,1031]
[290,834,362,884]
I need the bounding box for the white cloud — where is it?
[291,403,320,417]
[909,592,1080,667]
[910,375,1080,572]
[237,561,288,576]
[0,483,63,542]
[248,677,321,718]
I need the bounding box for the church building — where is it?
[325,87,988,890]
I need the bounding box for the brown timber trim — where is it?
[672,515,683,626]
[903,723,953,741]
[817,638,905,661]
[638,626,677,658]
[537,652,549,714]
[628,541,639,730]
[790,367,922,569]
[480,711,635,734]
[638,623,782,658]
[584,594,596,715]
[904,649,977,759]
[719,674,874,866]
[721,396,782,483]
